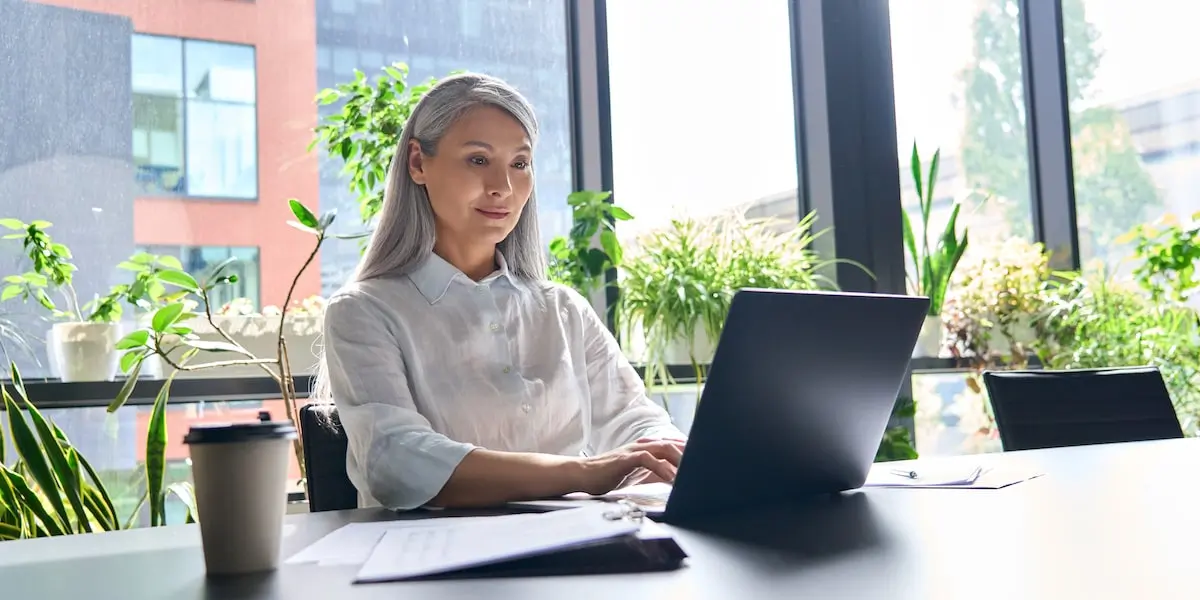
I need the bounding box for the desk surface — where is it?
[4,438,1200,599]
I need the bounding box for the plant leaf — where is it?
[74,449,118,530]
[2,386,71,534]
[146,370,178,527]
[123,490,148,530]
[151,303,186,333]
[115,330,150,350]
[289,199,320,229]
[600,229,622,266]
[910,142,924,204]
[156,269,199,292]
[3,463,64,536]
[21,394,91,533]
[109,356,144,412]
[166,481,198,524]
[0,521,20,540]
[287,221,319,235]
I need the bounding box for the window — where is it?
[607,0,799,243]
[1063,0,1200,282]
[889,0,1037,452]
[132,34,257,199]
[605,0,798,386]
[890,0,1035,275]
[138,245,262,311]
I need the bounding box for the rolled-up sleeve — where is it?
[576,294,685,454]
[323,291,477,510]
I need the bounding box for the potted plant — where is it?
[943,237,1052,362]
[618,210,850,393]
[547,189,632,306]
[0,220,191,382]
[901,142,970,357]
[1,362,196,539]
[1034,265,1200,433]
[110,200,365,487]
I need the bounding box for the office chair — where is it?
[298,403,359,512]
[982,366,1184,452]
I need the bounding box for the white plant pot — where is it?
[662,328,717,366]
[49,321,121,382]
[621,318,717,366]
[913,315,943,358]
[164,314,322,380]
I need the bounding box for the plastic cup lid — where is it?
[183,411,298,445]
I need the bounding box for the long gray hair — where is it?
[310,73,546,407]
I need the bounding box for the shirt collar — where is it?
[409,250,519,304]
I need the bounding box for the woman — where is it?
[316,73,686,511]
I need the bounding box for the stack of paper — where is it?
[287,503,669,583]
[354,503,642,583]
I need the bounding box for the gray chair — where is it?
[298,403,359,512]
[982,366,1183,452]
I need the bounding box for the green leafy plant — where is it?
[943,237,1052,365]
[875,397,918,462]
[618,210,855,391]
[311,62,443,228]
[901,143,970,316]
[110,200,366,484]
[1121,212,1200,303]
[1034,266,1200,433]
[1,219,191,323]
[548,190,633,299]
[0,362,195,540]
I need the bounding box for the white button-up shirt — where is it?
[322,251,684,510]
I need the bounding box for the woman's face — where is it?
[408,105,534,248]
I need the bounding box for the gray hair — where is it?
[356,71,547,281]
[309,73,545,410]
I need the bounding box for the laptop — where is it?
[597,288,930,525]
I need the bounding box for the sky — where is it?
[606,0,1200,237]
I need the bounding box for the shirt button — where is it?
[502,366,511,374]
[521,403,532,413]
[489,322,500,332]
[475,285,486,293]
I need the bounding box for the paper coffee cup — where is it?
[184,410,297,576]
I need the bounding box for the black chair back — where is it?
[298,403,359,512]
[983,366,1183,452]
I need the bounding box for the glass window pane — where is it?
[607,0,799,243]
[131,34,182,96]
[184,40,255,103]
[185,101,257,198]
[133,94,185,194]
[912,372,1002,457]
[1065,0,1200,289]
[889,0,1035,322]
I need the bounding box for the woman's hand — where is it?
[571,437,687,495]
